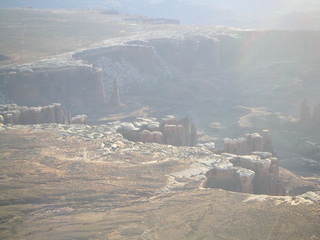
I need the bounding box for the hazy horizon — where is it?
[1,0,320,30]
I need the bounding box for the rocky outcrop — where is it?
[117,122,141,142]
[1,122,315,198]
[237,168,256,193]
[0,64,106,115]
[160,116,197,146]
[223,130,273,155]
[205,162,255,193]
[205,153,284,195]
[71,115,88,124]
[117,116,197,146]
[230,155,283,195]
[0,103,70,124]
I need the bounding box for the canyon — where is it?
[0,8,320,240]
[2,29,320,119]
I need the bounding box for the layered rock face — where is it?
[160,116,197,146]
[205,162,255,193]
[205,153,284,195]
[71,115,88,124]
[230,154,283,195]
[72,35,236,112]
[0,65,106,115]
[223,130,273,155]
[1,31,320,121]
[72,32,320,117]
[0,103,70,124]
[117,116,197,146]
[0,114,3,125]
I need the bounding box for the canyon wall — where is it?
[0,64,106,115]
[72,34,242,114]
[73,31,320,117]
[1,30,320,119]
[0,103,70,125]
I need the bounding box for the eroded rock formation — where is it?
[0,103,70,124]
[205,162,255,193]
[205,153,284,195]
[117,116,197,146]
[71,115,88,124]
[224,130,273,155]
[0,64,106,115]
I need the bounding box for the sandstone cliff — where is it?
[117,116,197,147]
[0,63,106,115]
[1,31,320,120]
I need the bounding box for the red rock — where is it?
[40,106,54,123]
[5,66,106,115]
[141,130,153,143]
[261,130,273,153]
[0,104,72,125]
[22,108,37,124]
[236,168,255,193]
[152,131,164,144]
[71,115,88,124]
[119,116,197,147]
[52,104,63,123]
[223,138,233,153]
[163,124,181,146]
[238,137,248,155]
[251,133,263,152]
[32,107,42,124]
[4,113,14,124]
[205,165,241,192]
[224,131,273,155]
[9,110,21,124]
